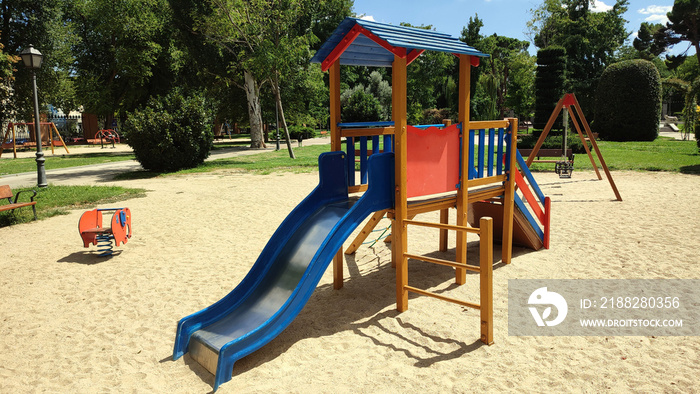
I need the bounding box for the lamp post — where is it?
[20,45,47,187]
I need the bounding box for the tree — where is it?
[1,0,75,123]
[528,0,629,113]
[461,15,534,121]
[402,23,455,124]
[478,34,531,119]
[67,0,182,126]
[0,39,18,122]
[506,51,536,121]
[196,0,351,157]
[654,0,700,65]
[633,22,666,60]
[534,46,566,129]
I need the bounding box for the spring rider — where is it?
[78,208,132,256]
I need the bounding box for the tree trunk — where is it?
[272,76,295,159]
[244,69,266,149]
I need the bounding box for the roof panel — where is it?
[311,17,489,68]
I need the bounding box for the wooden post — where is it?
[329,59,344,289]
[333,249,344,290]
[501,118,518,264]
[393,55,409,312]
[329,60,342,153]
[455,54,471,285]
[439,209,449,252]
[479,216,494,345]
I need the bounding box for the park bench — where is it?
[0,185,37,220]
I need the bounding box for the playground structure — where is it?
[525,93,622,201]
[1,122,70,158]
[173,18,550,391]
[78,208,132,257]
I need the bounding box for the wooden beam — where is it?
[456,54,472,285]
[393,55,409,312]
[340,127,395,138]
[501,118,518,264]
[467,120,510,130]
[344,210,387,255]
[479,217,494,345]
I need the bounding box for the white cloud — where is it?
[359,14,376,22]
[645,14,669,24]
[639,5,672,15]
[638,5,672,25]
[591,0,613,12]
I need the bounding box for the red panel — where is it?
[406,124,461,198]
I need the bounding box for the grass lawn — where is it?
[0,151,135,176]
[527,138,700,174]
[0,185,146,227]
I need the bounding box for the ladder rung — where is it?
[404,219,480,234]
[404,253,480,273]
[405,285,480,309]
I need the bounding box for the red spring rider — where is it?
[78,208,132,256]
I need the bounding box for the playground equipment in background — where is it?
[78,208,132,257]
[174,17,550,391]
[0,122,70,158]
[94,129,121,148]
[526,93,622,201]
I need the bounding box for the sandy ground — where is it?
[1,168,699,393]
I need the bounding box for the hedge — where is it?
[593,60,661,141]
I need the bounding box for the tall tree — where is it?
[402,23,455,124]
[634,22,666,60]
[1,0,74,122]
[196,0,350,155]
[528,0,629,113]
[67,0,182,126]
[654,0,700,66]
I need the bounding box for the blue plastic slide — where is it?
[173,151,394,391]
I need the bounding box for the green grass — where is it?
[0,185,146,227]
[526,138,700,174]
[0,151,135,176]
[115,144,331,180]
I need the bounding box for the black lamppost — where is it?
[20,45,47,187]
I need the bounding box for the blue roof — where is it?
[311,17,489,69]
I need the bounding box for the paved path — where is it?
[0,138,331,188]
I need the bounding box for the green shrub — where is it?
[341,88,383,122]
[593,60,661,141]
[287,125,316,140]
[124,91,213,172]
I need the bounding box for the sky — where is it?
[351,0,692,57]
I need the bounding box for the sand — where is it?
[1,169,699,393]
